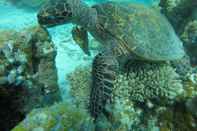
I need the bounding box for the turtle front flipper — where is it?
[71,26,91,56]
[90,52,119,119]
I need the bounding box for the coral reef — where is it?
[159,0,197,33]
[170,55,193,79]
[155,71,197,131]
[67,61,188,130]
[114,62,183,103]
[181,20,197,66]
[13,63,197,131]
[2,0,196,130]
[68,62,185,105]
[9,28,197,131]
[17,60,176,130]
[186,96,197,117]
[159,0,197,67]
[0,26,61,130]
[68,66,92,109]
[68,65,142,130]
[26,26,60,103]
[12,102,94,131]
[0,26,61,106]
[106,90,143,130]
[156,102,197,131]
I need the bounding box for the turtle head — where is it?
[37,0,97,28]
[37,0,80,27]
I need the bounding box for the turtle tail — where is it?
[89,52,118,119]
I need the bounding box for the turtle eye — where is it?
[62,11,68,16]
[47,15,56,20]
[68,12,72,17]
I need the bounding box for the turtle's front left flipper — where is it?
[72,26,91,56]
[90,51,119,119]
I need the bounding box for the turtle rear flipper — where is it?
[90,52,118,119]
[72,26,91,56]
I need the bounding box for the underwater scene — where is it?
[0,0,197,131]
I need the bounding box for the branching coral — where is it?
[106,97,142,130]
[68,65,142,130]
[67,61,186,130]
[68,65,92,109]
[114,62,183,103]
[69,62,184,106]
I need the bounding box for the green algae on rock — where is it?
[157,101,197,131]
[12,102,94,131]
[186,95,197,117]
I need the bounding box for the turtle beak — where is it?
[82,47,91,56]
[77,42,91,56]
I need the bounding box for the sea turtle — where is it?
[37,0,185,118]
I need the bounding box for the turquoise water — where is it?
[0,0,196,131]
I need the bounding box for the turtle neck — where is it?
[71,1,98,29]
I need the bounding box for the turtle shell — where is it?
[92,2,185,61]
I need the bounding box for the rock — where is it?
[181,20,197,66]
[159,0,197,67]
[186,96,197,117]
[0,76,7,85]
[12,102,94,131]
[0,26,61,131]
[159,0,197,33]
